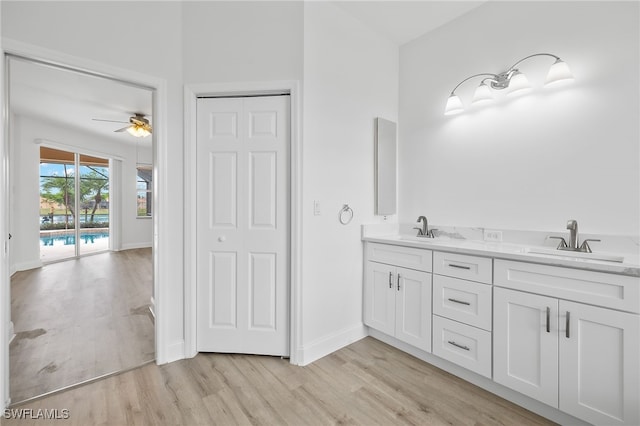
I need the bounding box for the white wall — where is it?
[182,1,303,84]
[9,115,153,271]
[399,1,639,236]
[301,3,398,362]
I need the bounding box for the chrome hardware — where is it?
[389,272,393,289]
[550,220,602,253]
[548,236,568,249]
[566,311,571,338]
[546,307,550,333]
[397,274,401,291]
[448,298,471,306]
[448,264,471,270]
[579,239,601,253]
[566,219,578,249]
[415,216,435,238]
[447,341,470,351]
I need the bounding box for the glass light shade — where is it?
[507,70,532,96]
[127,125,151,138]
[444,94,464,115]
[545,59,574,86]
[471,82,494,105]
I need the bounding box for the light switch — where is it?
[314,200,321,216]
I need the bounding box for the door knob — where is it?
[218,236,226,242]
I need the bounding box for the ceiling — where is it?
[9,57,153,146]
[332,1,486,46]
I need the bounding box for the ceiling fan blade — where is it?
[93,118,129,124]
[114,126,130,133]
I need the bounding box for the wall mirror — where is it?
[375,117,397,215]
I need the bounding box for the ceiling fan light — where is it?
[545,58,574,87]
[127,125,151,138]
[444,94,464,115]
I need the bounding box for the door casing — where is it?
[183,81,302,365]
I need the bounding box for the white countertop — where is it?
[363,233,640,277]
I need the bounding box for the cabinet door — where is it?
[364,261,395,336]
[395,267,432,352]
[559,301,640,425]
[493,287,559,407]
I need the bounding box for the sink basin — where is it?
[525,247,624,263]
[396,235,438,243]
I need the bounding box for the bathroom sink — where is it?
[525,247,624,263]
[396,235,438,243]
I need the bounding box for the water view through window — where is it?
[39,147,110,262]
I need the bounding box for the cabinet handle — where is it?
[447,341,470,351]
[389,272,393,289]
[447,298,471,306]
[546,307,550,333]
[448,263,471,270]
[566,311,570,338]
[397,274,401,291]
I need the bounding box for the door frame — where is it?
[0,38,170,408]
[184,81,302,365]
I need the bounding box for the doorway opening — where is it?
[6,54,156,404]
[39,147,110,263]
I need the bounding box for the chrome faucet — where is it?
[548,219,600,253]
[414,216,437,238]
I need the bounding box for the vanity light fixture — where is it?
[444,53,574,116]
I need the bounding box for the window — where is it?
[136,165,152,217]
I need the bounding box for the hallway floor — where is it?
[9,248,154,403]
[5,337,553,425]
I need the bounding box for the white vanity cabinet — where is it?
[494,260,640,426]
[364,243,432,352]
[432,251,493,378]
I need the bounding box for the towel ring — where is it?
[339,204,353,225]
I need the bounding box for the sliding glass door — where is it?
[39,147,110,261]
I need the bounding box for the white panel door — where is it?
[363,261,395,336]
[493,287,559,407]
[395,267,432,352]
[559,301,640,425]
[196,95,290,356]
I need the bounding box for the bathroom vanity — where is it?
[362,226,639,426]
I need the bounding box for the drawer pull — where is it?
[447,298,471,306]
[566,311,570,338]
[388,272,393,289]
[546,307,550,333]
[447,340,470,351]
[397,274,401,291]
[448,263,471,270]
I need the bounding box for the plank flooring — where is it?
[10,249,154,403]
[5,337,555,425]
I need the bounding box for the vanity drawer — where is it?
[433,251,492,284]
[433,275,492,331]
[432,315,492,378]
[366,242,432,272]
[494,259,640,313]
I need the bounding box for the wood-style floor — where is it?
[6,337,554,426]
[10,249,154,403]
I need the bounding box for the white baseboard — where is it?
[8,321,15,344]
[164,340,185,364]
[13,260,43,272]
[299,323,367,366]
[367,329,588,426]
[121,242,152,251]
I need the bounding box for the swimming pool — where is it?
[40,232,109,246]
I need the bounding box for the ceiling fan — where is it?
[92,113,152,138]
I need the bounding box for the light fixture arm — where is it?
[449,73,499,95]
[506,53,560,73]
